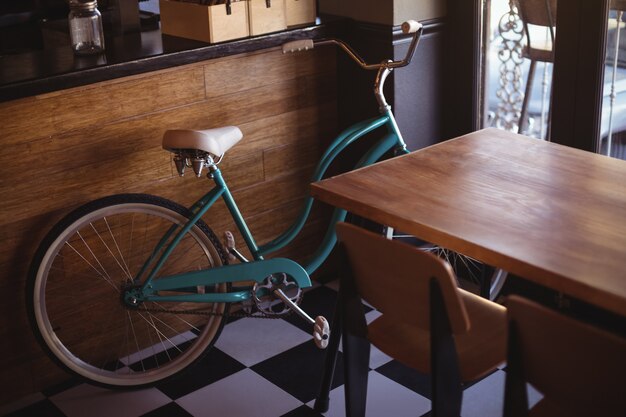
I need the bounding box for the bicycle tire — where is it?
[27,194,230,389]
[422,245,508,300]
[392,234,508,301]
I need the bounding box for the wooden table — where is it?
[311,128,626,317]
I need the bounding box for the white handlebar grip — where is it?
[401,20,422,34]
[282,39,315,54]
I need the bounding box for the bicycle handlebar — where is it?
[282,20,423,71]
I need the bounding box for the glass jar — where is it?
[68,0,105,55]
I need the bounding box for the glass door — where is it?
[479,0,555,140]
[601,1,626,160]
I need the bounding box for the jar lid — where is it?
[69,0,98,9]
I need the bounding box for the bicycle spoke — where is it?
[129,213,136,279]
[95,217,133,281]
[151,301,204,333]
[136,311,185,352]
[64,240,118,292]
[127,311,146,372]
[30,196,228,387]
[48,263,121,290]
[141,312,160,369]
[148,313,170,365]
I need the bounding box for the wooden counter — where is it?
[0,40,337,404]
[0,16,343,102]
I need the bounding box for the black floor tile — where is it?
[5,399,65,417]
[279,404,324,417]
[155,347,245,400]
[251,340,345,403]
[140,401,193,417]
[41,378,81,397]
[284,286,340,334]
[284,285,372,335]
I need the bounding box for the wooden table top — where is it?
[311,128,626,317]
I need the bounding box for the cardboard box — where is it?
[248,0,286,36]
[159,0,249,43]
[285,0,316,26]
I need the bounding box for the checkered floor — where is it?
[2,281,540,417]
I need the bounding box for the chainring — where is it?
[252,273,303,317]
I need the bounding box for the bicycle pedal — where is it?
[313,316,330,349]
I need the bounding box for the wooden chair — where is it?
[335,222,507,417]
[514,0,557,135]
[503,295,626,417]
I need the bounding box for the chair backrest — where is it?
[505,295,626,416]
[515,0,557,28]
[515,0,557,50]
[335,222,470,335]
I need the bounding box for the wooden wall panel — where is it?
[0,46,337,406]
[263,139,321,179]
[0,65,206,146]
[0,96,56,146]
[204,47,335,99]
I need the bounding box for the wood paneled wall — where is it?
[0,46,337,404]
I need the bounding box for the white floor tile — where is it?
[461,370,505,417]
[462,369,543,416]
[309,370,431,417]
[364,310,381,324]
[49,384,170,417]
[177,368,302,417]
[215,317,311,367]
[526,383,543,408]
[119,330,197,366]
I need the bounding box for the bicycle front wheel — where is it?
[27,194,230,389]
[419,244,508,300]
[390,232,507,300]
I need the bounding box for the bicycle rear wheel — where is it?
[27,194,230,389]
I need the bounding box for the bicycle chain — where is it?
[137,303,293,320]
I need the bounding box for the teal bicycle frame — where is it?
[125,22,425,307]
[125,109,408,306]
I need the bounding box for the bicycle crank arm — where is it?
[273,289,330,349]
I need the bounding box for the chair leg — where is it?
[503,321,530,417]
[343,331,370,417]
[339,243,370,417]
[430,279,463,417]
[519,59,537,135]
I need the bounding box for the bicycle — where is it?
[26,20,507,391]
